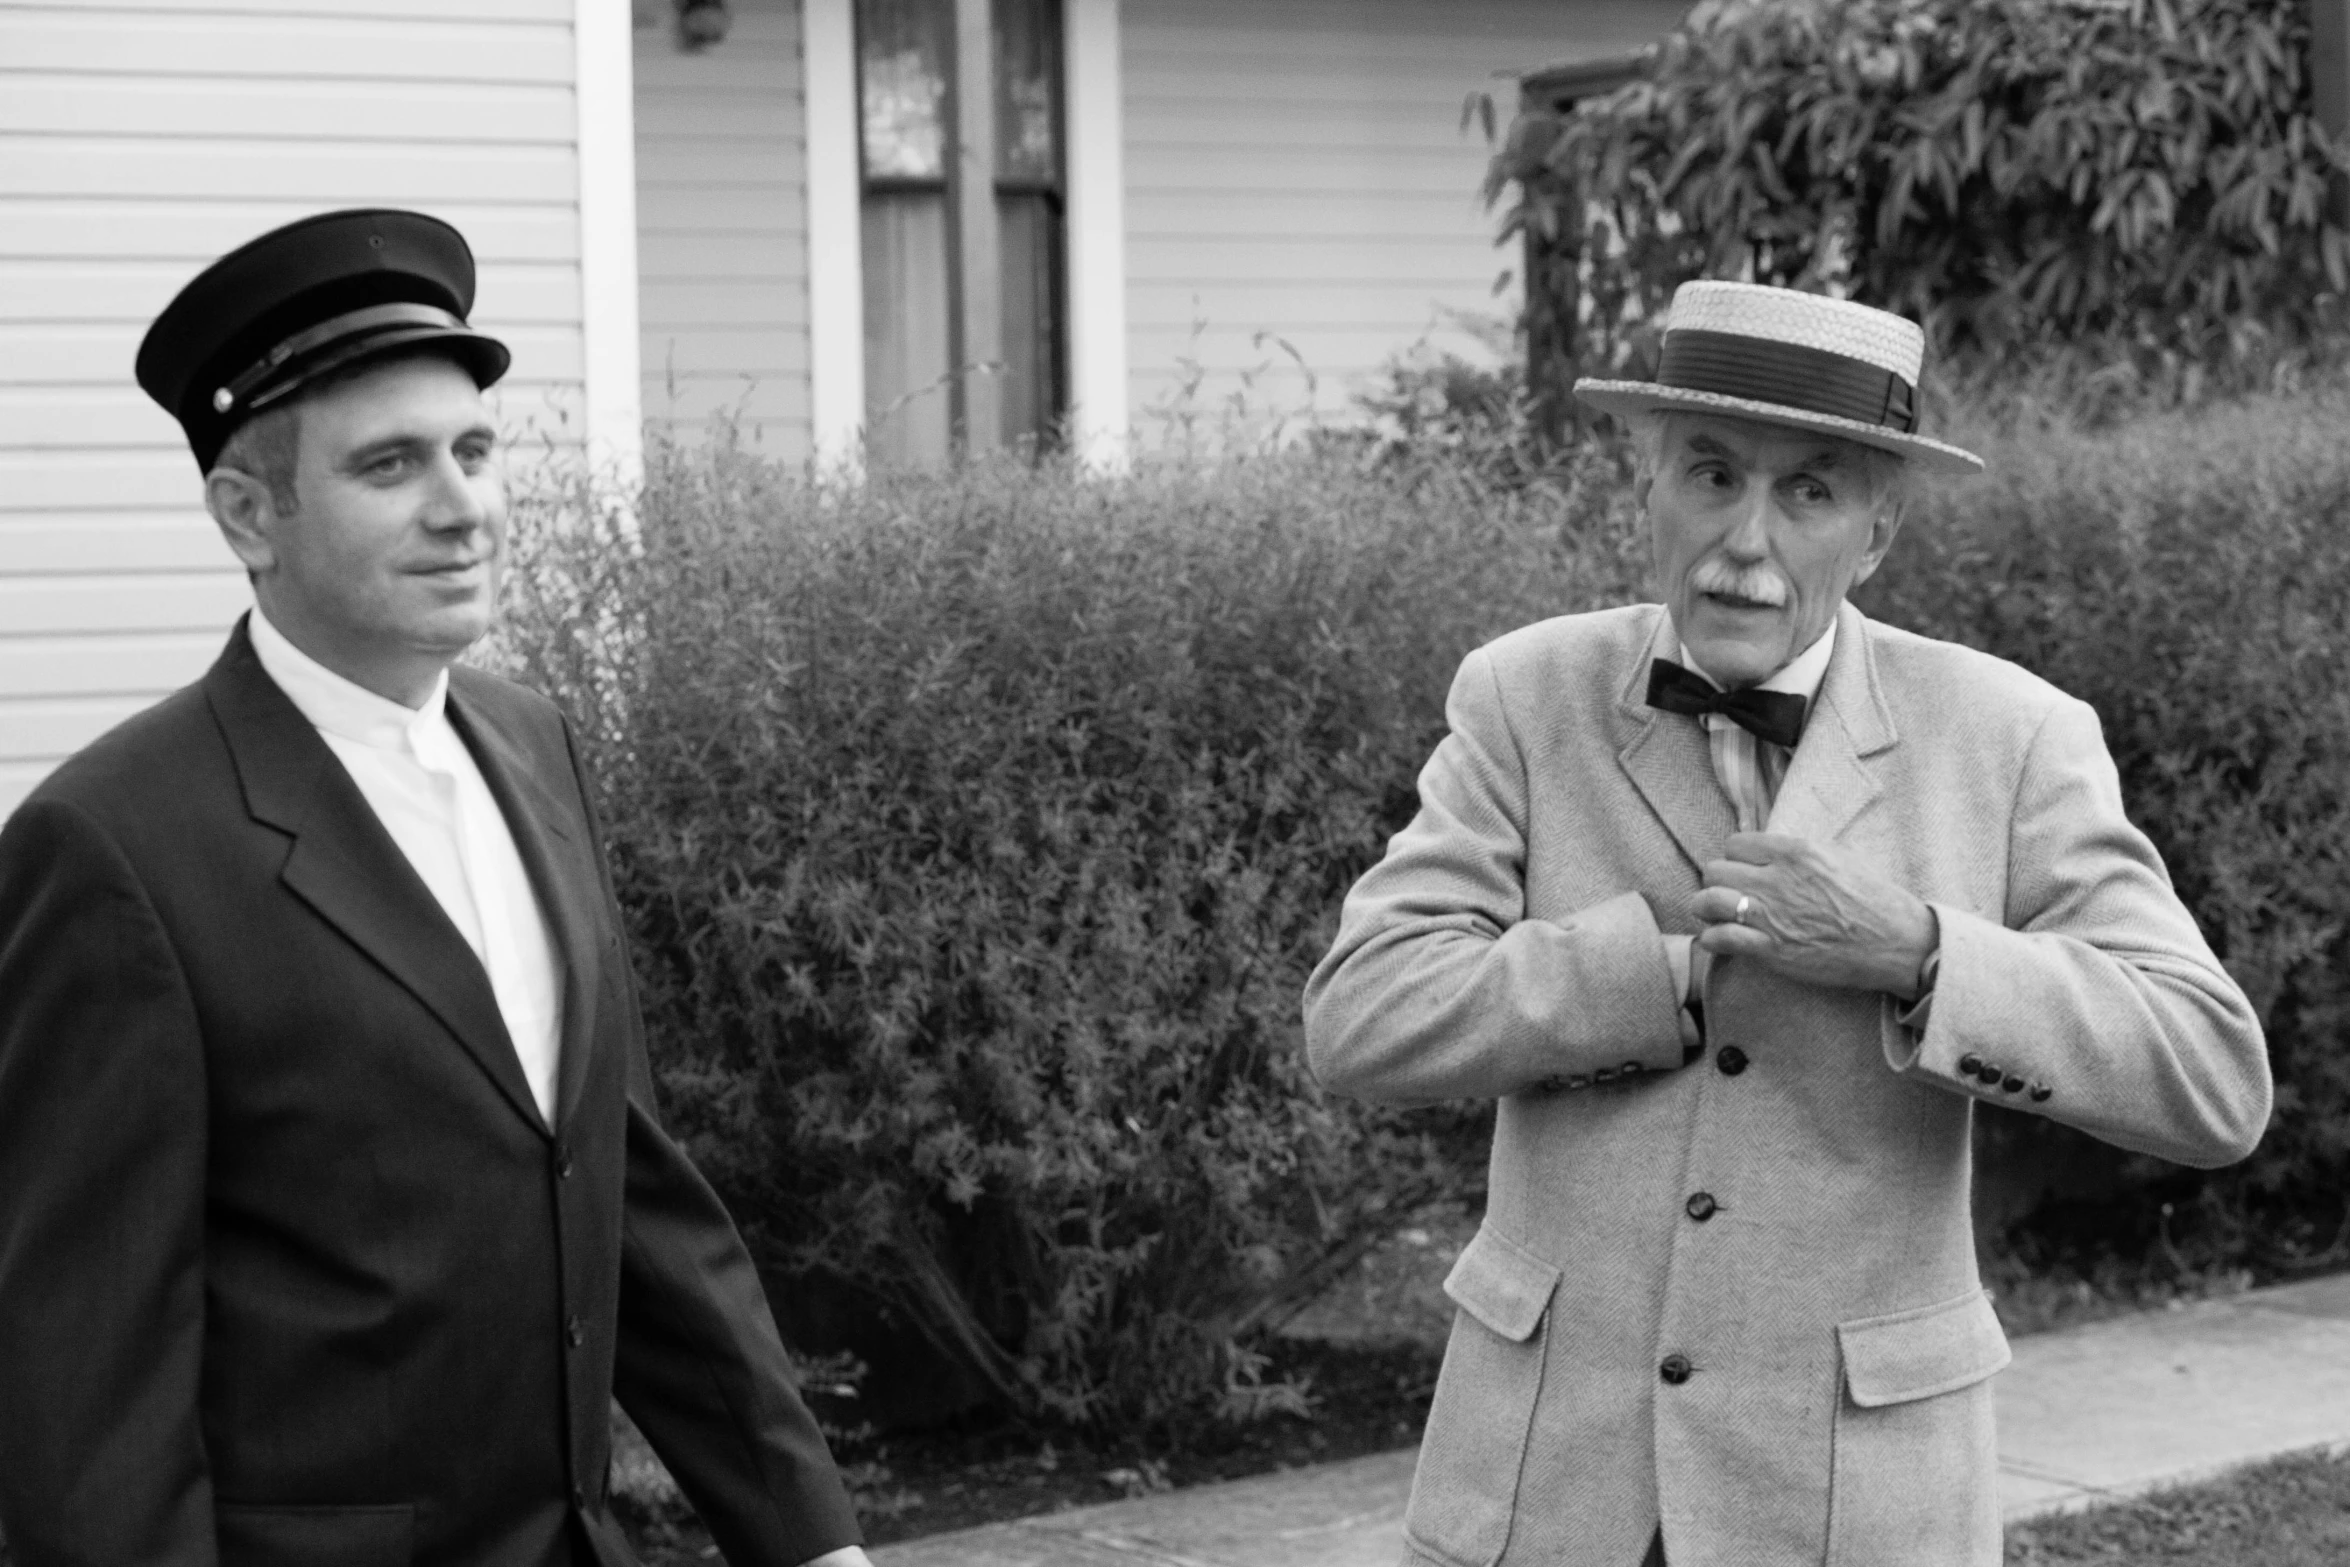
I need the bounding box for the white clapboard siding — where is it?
[0,0,590,819]
[1120,0,1692,440]
[634,0,813,454]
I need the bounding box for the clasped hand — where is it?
[1692,833,1937,999]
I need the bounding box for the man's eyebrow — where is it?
[339,423,498,468]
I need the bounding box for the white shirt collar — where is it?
[1678,616,1838,702]
[248,605,451,755]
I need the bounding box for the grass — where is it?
[2005,1449,2350,1564]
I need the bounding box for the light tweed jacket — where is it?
[1303,601,2270,1567]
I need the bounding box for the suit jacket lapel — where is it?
[205,619,547,1134]
[1767,601,1896,845]
[445,675,605,1136]
[1616,604,1737,874]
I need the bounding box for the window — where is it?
[858,0,1066,464]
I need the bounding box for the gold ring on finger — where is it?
[1734,894,1752,927]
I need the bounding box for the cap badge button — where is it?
[212,387,234,412]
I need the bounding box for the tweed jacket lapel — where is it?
[444,673,606,1135]
[1613,604,1735,874]
[205,618,547,1135]
[1766,600,1897,846]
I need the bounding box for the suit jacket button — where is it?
[571,1485,587,1511]
[1566,1074,1591,1090]
[554,1142,574,1179]
[1685,1191,1718,1222]
[1715,1045,1748,1076]
[2029,1083,2053,1102]
[1659,1353,1693,1385]
[1593,1065,1618,1084]
[1538,1074,1567,1094]
[1958,1053,1985,1077]
[1619,1060,1644,1077]
[565,1315,585,1348]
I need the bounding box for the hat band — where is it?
[213,301,468,415]
[1655,329,1918,434]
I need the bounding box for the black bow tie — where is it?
[1646,659,1808,749]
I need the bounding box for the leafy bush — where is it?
[1490,0,2350,424]
[493,366,2350,1430]
[1862,378,2350,1273]
[494,435,1642,1429]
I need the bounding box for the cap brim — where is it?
[246,322,511,416]
[1573,379,1983,477]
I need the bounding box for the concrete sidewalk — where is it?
[872,1272,2350,1566]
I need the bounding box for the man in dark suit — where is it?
[0,210,872,1567]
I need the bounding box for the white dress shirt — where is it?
[1680,618,1837,832]
[250,608,565,1123]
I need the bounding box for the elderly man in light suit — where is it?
[1304,281,2271,1567]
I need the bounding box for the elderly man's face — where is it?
[1642,412,1904,690]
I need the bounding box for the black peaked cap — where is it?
[136,208,511,472]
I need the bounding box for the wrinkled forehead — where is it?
[1660,410,1887,474]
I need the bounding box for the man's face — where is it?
[251,355,506,701]
[1641,412,1904,690]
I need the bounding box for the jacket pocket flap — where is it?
[1838,1288,2010,1408]
[1441,1225,1560,1343]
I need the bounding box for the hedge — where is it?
[493,379,2350,1428]
[492,435,1641,1428]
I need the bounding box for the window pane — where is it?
[998,192,1064,447]
[863,193,955,464]
[860,0,952,181]
[994,0,1060,184]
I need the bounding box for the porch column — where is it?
[804,0,867,470]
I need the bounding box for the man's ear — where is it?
[205,466,280,576]
[1848,495,1907,590]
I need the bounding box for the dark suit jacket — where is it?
[0,620,862,1567]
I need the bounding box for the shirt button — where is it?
[565,1315,585,1348]
[1659,1353,1693,1385]
[1715,1045,1748,1076]
[1685,1191,1718,1222]
[2029,1083,2053,1103]
[2000,1073,2026,1094]
[1958,1053,1985,1077]
[1619,1060,1644,1078]
[1977,1060,2004,1084]
[1593,1065,1618,1084]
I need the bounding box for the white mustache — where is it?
[1691,561,1789,607]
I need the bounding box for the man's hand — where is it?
[1694,833,1937,998]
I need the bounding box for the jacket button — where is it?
[565,1315,585,1348]
[554,1142,574,1179]
[571,1485,587,1512]
[1538,1074,1567,1093]
[1619,1060,1644,1077]
[1685,1191,1718,1222]
[2000,1073,2026,1093]
[1958,1053,1985,1077]
[1593,1065,1618,1084]
[2029,1083,2053,1102]
[1566,1074,1591,1090]
[1659,1353,1693,1385]
[1715,1045,1748,1076]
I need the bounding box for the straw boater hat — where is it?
[1574,280,1983,476]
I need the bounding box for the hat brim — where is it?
[246,322,511,416]
[1573,379,1983,477]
